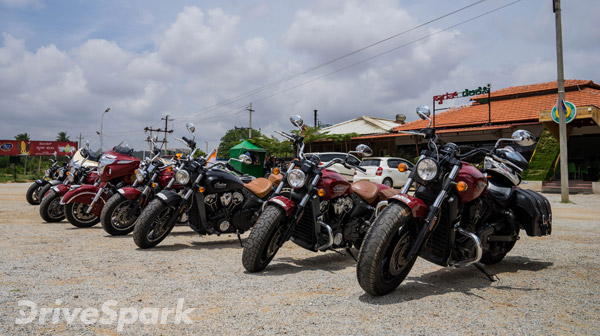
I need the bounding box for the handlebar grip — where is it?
[226,163,244,175]
[356,166,367,173]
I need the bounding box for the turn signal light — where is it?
[398,163,408,172]
[273,167,280,175]
[456,181,468,192]
[167,166,173,172]
[151,183,157,188]
[317,189,325,197]
[198,186,205,193]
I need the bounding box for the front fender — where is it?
[155,190,182,205]
[61,184,101,205]
[49,179,62,186]
[35,179,48,186]
[51,184,70,196]
[267,196,296,216]
[389,194,428,218]
[118,187,142,200]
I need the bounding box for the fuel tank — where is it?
[455,162,487,203]
[202,169,244,194]
[317,169,352,200]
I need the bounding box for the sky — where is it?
[0,0,598,153]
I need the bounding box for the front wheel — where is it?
[132,198,178,249]
[357,202,417,296]
[65,202,100,228]
[242,205,286,272]
[39,190,65,222]
[26,182,44,205]
[100,194,139,236]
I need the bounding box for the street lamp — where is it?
[100,108,110,151]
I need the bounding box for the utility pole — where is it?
[314,110,318,127]
[554,0,569,202]
[161,115,174,154]
[144,115,173,154]
[247,103,254,139]
[78,133,82,149]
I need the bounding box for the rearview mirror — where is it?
[186,122,195,133]
[238,154,252,165]
[511,130,536,147]
[416,105,431,120]
[352,144,373,157]
[290,115,304,128]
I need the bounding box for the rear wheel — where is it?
[242,205,286,272]
[481,240,516,265]
[65,202,100,228]
[357,203,417,296]
[26,182,44,205]
[133,198,178,248]
[39,190,65,222]
[100,194,139,236]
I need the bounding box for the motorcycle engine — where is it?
[204,191,244,233]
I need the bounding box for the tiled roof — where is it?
[320,116,398,135]
[394,80,600,131]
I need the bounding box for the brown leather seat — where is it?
[378,188,401,202]
[351,180,379,204]
[268,173,283,187]
[244,178,272,199]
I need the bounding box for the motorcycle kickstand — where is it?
[474,262,499,282]
[237,232,244,248]
[345,247,357,262]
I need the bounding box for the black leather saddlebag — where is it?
[512,188,552,236]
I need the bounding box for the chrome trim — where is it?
[450,225,483,268]
[375,200,388,217]
[86,187,104,213]
[316,220,333,251]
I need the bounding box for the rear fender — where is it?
[118,187,142,200]
[267,196,296,216]
[388,194,428,218]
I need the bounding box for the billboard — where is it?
[0,140,78,156]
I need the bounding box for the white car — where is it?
[305,152,361,181]
[353,157,413,188]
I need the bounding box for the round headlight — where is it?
[135,169,146,183]
[416,158,439,181]
[175,170,190,185]
[287,169,306,189]
[68,173,75,183]
[59,169,65,178]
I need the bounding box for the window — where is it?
[386,159,400,168]
[360,159,381,167]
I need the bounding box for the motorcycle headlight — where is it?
[287,169,306,189]
[416,158,439,182]
[175,170,190,185]
[59,169,65,178]
[68,172,75,183]
[135,169,146,183]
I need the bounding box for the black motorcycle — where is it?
[132,123,281,249]
[26,152,68,205]
[356,105,552,296]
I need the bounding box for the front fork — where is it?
[277,173,321,247]
[87,185,108,214]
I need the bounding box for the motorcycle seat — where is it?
[378,188,401,202]
[244,178,272,198]
[268,173,283,187]
[351,180,378,204]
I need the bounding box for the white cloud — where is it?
[0,0,42,9]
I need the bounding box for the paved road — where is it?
[0,183,598,335]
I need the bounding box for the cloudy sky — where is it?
[1,0,598,153]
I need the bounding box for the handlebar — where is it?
[182,136,196,150]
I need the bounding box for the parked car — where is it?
[305,152,361,181]
[353,157,413,188]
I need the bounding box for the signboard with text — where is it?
[0,140,77,156]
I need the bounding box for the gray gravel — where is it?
[0,183,598,335]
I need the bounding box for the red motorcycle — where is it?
[61,144,139,228]
[39,147,99,222]
[356,106,552,296]
[242,115,399,272]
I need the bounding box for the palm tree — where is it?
[15,133,30,141]
[56,132,70,142]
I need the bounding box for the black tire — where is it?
[133,198,178,249]
[242,205,286,272]
[39,184,53,202]
[382,178,393,188]
[65,202,100,228]
[39,190,65,222]
[357,202,417,296]
[100,194,139,236]
[480,240,516,265]
[26,182,44,205]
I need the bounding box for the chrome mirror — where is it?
[186,122,195,133]
[416,105,431,120]
[238,154,252,165]
[511,130,536,147]
[352,144,373,157]
[53,151,57,158]
[290,115,304,128]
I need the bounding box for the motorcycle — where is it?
[132,123,283,249]
[60,143,139,228]
[100,138,182,236]
[26,151,67,205]
[39,147,99,222]
[241,115,399,273]
[356,105,552,296]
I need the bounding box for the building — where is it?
[319,116,401,135]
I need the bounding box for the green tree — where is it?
[56,132,70,141]
[15,133,30,141]
[217,128,263,159]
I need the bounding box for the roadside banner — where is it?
[0,140,77,156]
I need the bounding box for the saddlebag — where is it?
[512,189,552,236]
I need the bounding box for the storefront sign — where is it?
[434,84,491,104]
[0,140,77,156]
[551,100,576,124]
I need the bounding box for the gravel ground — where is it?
[0,182,598,335]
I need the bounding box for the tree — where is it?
[56,132,70,142]
[15,133,30,141]
[217,128,263,159]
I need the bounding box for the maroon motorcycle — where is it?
[242,115,398,272]
[39,147,99,222]
[61,144,139,228]
[356,106,552,296]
